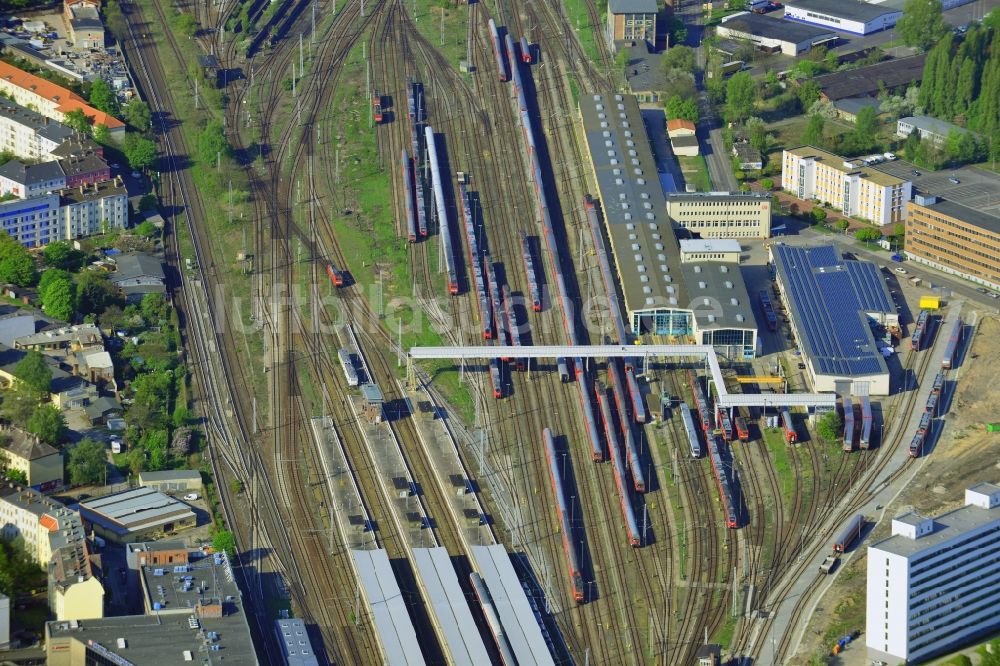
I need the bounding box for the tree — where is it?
[0,232,38,286]
[141,293,169,323]
[3,468,27,484]
[63,108,92,135]
[761,178,774,191]
[89,78,119,117]
[42,241,85,271]
[174,11,198,38]
[76,270,121,314]
[796,80,822,110]
[855,227,882,242]
[747,117,770,156]
[27,404,67,446]
[725,72,756,124]
[811,207,828,223]
[197,120,231,166]
[123,99,152,132]
[134,220,156,238]
[92,124,110,144]
[661,45,696,74]
[230,478,243,494]
[661,69,698,101]
[803,113,826,146]
[122,133,157,171]
[816,411,843,442]
[665,95,700,123]
[14,350,52,399]
[834,219,850,231]
[67,438,105,486]
[849,106,880,153]
[140,429,169,471]
[897,0,949,52]
[664,16,687,46]
[40,274,76,321]
[212,529,236,557]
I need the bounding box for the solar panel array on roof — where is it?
[352,550,426,666]
[412,548,491,665]
[772,244,891,377]
[470,545,555,666]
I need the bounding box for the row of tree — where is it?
[918,23,1000,159]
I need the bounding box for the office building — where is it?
[666,191,773,238]
[782,146,911,227]
[867,483,1000,664]
[770,244,896,395]
[905,195,1000,292]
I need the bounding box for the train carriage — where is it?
[833,514,864,552]
[680,403,701,457]
[520,36,532,63]
[843,396,855,452]
[519,232,542,312]
[911,310,929,351]
[781,408,797,444]
[941,319,962,369]
[488,19,508,81]
[625,366,648,424]
[859,396,872,449]
[595,385,640,545]
[326,263,345,287]
[543,428,585,602]
[338,349,359,387]
[401,149,417,242]
[708,435,739,528]
[735,416,750,442]
[489,358,502,399]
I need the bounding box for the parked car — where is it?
[911,169,921,176]
[183,493,200,501]
[948,176,960,184]
[894,267,907,274]
[976,287,988,294]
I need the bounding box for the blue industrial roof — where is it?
[772,244,892,377]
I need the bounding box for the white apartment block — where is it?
[666,191,773,238]
[0,481,67,563]
[867,483,1000,664]
[0,194,62,248]
[782,146,911,227]
[0,97,74,161]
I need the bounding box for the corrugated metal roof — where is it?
[79,487,195,532]
[412,548,491,665]
[608,0,658,12]
[352,549,426,665]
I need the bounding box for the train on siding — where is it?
[843,396,856,452]
[833,514,864,552]
[708,434,739,528]
[424,125,457,294]
[338,349,359,387]
[326,263,345,287]
[680,403,701,458]
[859,396,872,449]
[911,310,929,351]
[519,232,542,312]
[543,428,585,602]
[401,149,417,243]
[595,385,641,545]
[781,408,797,444]
[941,318,962,369]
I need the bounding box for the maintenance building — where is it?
[579,92,759,358]
[607,0,657,47]
[770,244,895,395]
[782,0,902,35]
[905,195,1000,292]
[715,12,837,56]
[78,486,196,543]
[866,483,1000,664]
[666,191,773,239]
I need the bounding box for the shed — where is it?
[138,470,203,494]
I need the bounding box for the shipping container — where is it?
[919,295,940,310]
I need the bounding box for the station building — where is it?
[782,146,911,227]
[666,191,773,239]
[905,195,1000,292]
[782,0,901,35]
[578,93,758,358]
[607,0,657,47]
[866,483,1000,664]
[715,12,837,56]
[770,244,895,395]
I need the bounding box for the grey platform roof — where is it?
[580,93,688,318]
[772,244,892,378]
[720,12,837,43]
[785,0,901,23]
[871,501,1000,558]
[608,0,658,12]
[471,544,555,666]
[79,486,195,536]
[680,262,756,331]
[412,547,491,665]
[351,549,425,666]
[275,618,320,666]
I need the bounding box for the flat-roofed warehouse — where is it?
[783,0,902,35]
[78,487,196,543]
[716,12,837,55]
[578,93,759,358]
[770,244,896,395]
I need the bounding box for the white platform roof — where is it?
[352,549,426,665]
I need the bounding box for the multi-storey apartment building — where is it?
[905,195,1000,292]
[782,146,911,227]
[867,483,1000,664]
[0,177,126,247]
[0,97,75,160]
[666,191,773,239]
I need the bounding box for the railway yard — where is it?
[117,0,993,664]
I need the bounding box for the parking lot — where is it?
[874,158,1000,217]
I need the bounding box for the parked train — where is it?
[688,370,713,431]
[469,572,517,665]
[833,514,864,552]
[759,290,778,332]
[326,263,345,287]
[401,149,417,242]
[707,434,739,528]
[424,125,458,293]
[595,385,641,545]
[859,395,872,449]
[489,358,502,399]
[716,407,734,442]
[625,367,647,424]
[909,411,932,457]
[911,309,929,351]
[338,349,359,387]
[519,232,542,312]
[941,318,962,369]
[735,416,750,442]
[781,408,797,444]
[843,396,856,452]
[407,80,428,238]
[520,36,532,63]
[458,182,493,338]
[502,284,527,371]
[488,19,508,81]
[543,428,585,602]
[607,362,645,493]
[680,402,701,458]
[372,91,383,123]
